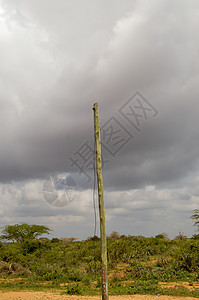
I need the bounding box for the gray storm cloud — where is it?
[0,0,199,239]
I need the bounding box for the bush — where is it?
[21,240,51,255]
[172,241,199,271]
[0,261,31,276]
[191,234,199,239]
[51,238,60,243]
[64,283,82,295]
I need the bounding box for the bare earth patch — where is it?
[159,281,199,291]
[0,292,198,300]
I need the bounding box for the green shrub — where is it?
[21,240,51,255]
[65,283,82,295]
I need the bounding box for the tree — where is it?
[0,223,52,243]
[108,231,120,241]
[155,234,165,239]
[87,235,100,241]
[155,232,169,240]
[174,230,187,240]
[190,209,199,231]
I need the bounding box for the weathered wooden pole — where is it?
[93,103,109,300]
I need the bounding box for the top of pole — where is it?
[93,103,98,110]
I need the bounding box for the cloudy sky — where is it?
[0,0,199,240]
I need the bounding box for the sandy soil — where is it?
[0,292,198,300]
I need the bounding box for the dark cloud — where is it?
[0,0,199,239]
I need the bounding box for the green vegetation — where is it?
[0,224,199,297]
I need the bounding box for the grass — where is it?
[1,278,199,298]
[1,235,199,297]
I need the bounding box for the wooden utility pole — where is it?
[93,103,109,300]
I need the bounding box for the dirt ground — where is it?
[0,292,198,300]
